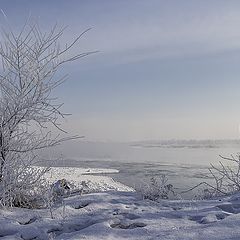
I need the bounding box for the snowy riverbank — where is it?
[43,166,134,192]
[1,167,240,239]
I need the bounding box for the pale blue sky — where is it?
[1,0,240,141]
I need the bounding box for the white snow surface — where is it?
[1,167,240,239]
[41,166,133,192]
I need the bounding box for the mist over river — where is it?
[42,140,240,198]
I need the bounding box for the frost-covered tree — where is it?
[0,22,94,207]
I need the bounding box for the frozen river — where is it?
[42,140,240,198]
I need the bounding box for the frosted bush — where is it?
[139,175,175,201]
[183,154,240,200]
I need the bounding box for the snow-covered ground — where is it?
[1,167,240,239]
[42,167,134,192]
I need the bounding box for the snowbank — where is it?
[1,166,240,239]
[1,191,240,239]
[42,166,134,192]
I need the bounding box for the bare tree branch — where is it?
[0,21,94,207]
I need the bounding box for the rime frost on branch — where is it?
[0,22,94,207]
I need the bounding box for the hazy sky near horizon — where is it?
[1,0,240,141]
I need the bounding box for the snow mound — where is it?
[38,166,134,192]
